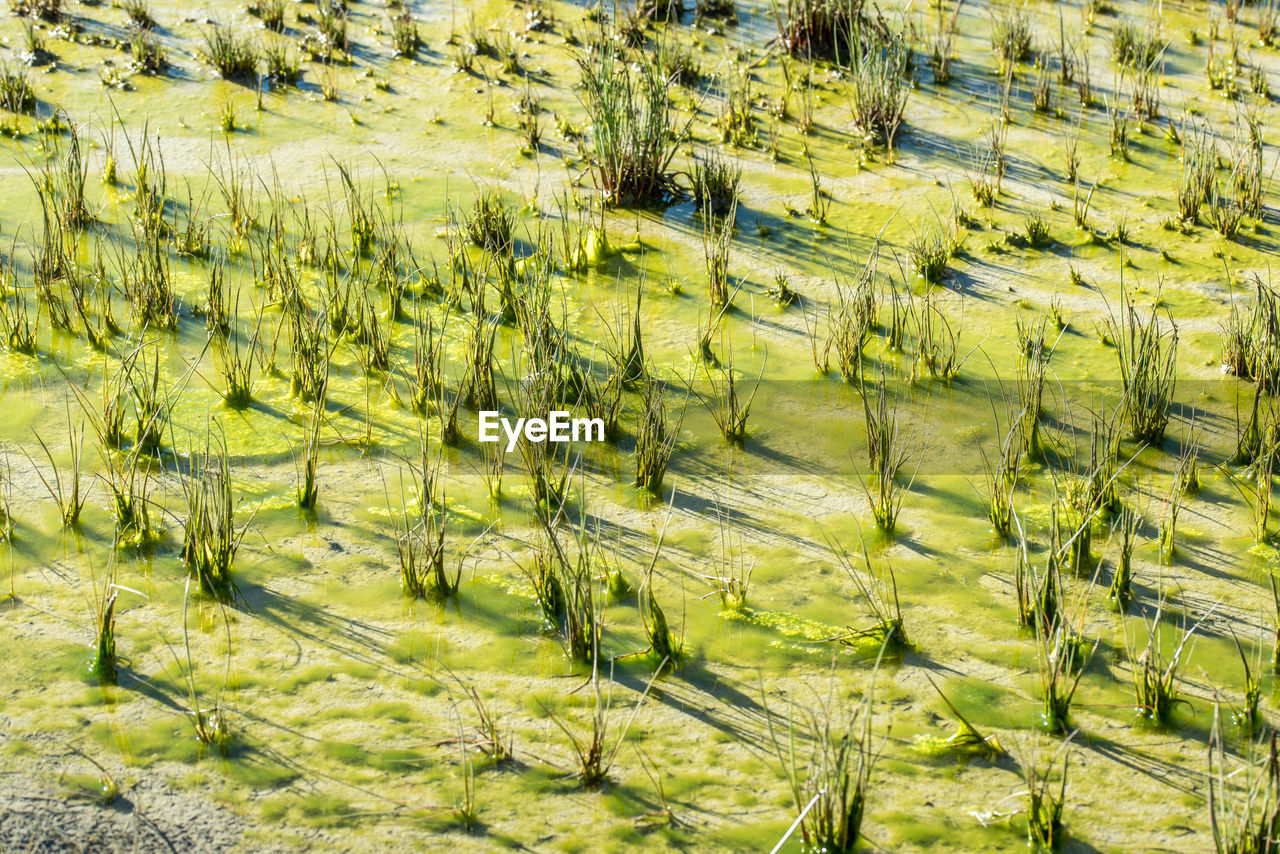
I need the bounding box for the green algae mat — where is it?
[1,0,1279,850]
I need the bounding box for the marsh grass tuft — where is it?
[0,64,36,116]
[86,562,119,685]
[527,492,605,664]
[634,377,680,494]
[1127,596,1203,726]
[701,193,736,309]
[776,0,885,64]
[843,30,911,156]
[575,33,685,206]
[180,432,252,602]
[297,391,324,510]
[828,531,907,650]
[31,413,87,527]
[1108,506,1140,612]
[698,345,760,446]
[859,374,915,533]
[1106,283,1178,443]
[462,188,514,252]
[1036,611,1096,735]
[1021,737,1072,852]
[202,24,258,80]
[1208,705,1280,852]
[768,670,881,854]
[990,4,1032,63]
[690,151,741,218]
[389,8,419,57]
[638,525,685,671]
[544,658,659,788]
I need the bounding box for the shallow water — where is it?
[1,0,1279,850]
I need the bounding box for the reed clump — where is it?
[776,0,884,64]
[701,192,736,309]
[575,35,683,206]
[847,32,910,155]
[202,24,258,80]
[527,504,603,665]
[1022,739,1072,852]
[639,559,684,671]
[544,660,658,788]
[690,151,741,218]
[180,435,250,601]
[1107,285,1178,443]
[0,64,36,115]
[1207,707,1280,853]
[769,684,879,854]
[462,189,515,252]
[828,246,879,382]
[1108,506,1140,613]
[829,533,908,650]
[1128,597,1200,726]
[634,377,679,494]
[699,348,759,446]
[860,375,914,533]
[990,4,1032,63]
[31,413,87,527]
[86,566,118,684]
[389,8,418,57]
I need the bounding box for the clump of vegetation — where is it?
[701,189,736,309]
[634,377,679,494]
[1206,706,1280,852]
[847,32,910,155]
[690,151,741,217]
[30,416,87,527]
[1128,597,1201,726]
[390,490,455,601]
[202,24,258,79]
[767,271,801,306]
[699,348,759,445]
[638,535,685,670]
[525,502,604,664]
[776,0,884,64]
[127,30,168,74]
[0,64,36,115]
[990,4,1033,63]
[575,35,684,207]
[1106,285,1178,443]
[86,567,118,684]
[180,435,251,602]
[829,533,908,650]
[695,0,736,24]
[1022,739,1073,852]
[1112,21,1164,70]
[462,189,514,252]
[246,0,283,31]
[11,0,61,22]
[1108,506,1140,612]
[659,40,701,86]
[768,681,880,854]
[1176,122,1217,226]
[1036,613,1095,736]
[908,226,955,283]
[390,8,419,58]
[122,0,154,29]
[860,375,915,534]
[927,0,962,84]
[544,659,659,788]
[1025,212,1052,247]
[263,39,299,84]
